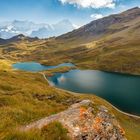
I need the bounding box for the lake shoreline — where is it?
[41,73,140,119]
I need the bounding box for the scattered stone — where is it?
[61,98,81,106]
[66,98,81,104]
[32,93,55,101]
[99,105,109,113]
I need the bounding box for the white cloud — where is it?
[59,0,116,8]
[72,23,81,29]
[90,14,103,19]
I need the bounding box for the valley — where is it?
[1,8,140,75]
[0,7,140,140]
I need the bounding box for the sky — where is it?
[0,0,140,26]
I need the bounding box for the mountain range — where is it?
[0,7,140,75]
[0,19,76,39]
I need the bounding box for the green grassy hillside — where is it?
[0,61,140,139]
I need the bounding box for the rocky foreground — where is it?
[21,100,127,140]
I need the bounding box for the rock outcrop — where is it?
[21,100,127,140]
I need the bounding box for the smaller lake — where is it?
[48,70,140,116]
[12,62,74,72]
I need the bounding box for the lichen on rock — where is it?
[21,100,127,140]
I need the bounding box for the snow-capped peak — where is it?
[0,20,78,39]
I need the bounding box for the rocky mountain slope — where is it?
[58,7,140,44]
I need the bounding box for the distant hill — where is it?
[8,34,39,42]
[0,34,39,45]
[0,38,7,45]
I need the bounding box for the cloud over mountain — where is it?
[90,14,103,19]
[59,0,116,8]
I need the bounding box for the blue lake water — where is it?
[48,70,140,115]
[12,62,140,115]
[12,62,74,72]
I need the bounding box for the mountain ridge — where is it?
[57,7,140,44]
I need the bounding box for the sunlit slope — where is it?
[72,16,140,74]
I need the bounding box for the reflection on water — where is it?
[48,70,140,115]
[57,75,66,83]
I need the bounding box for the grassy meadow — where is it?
[0,61,139,139]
